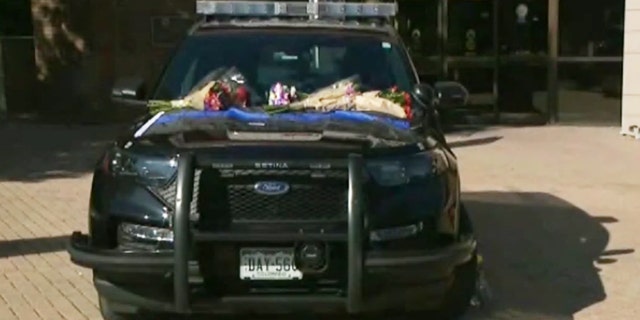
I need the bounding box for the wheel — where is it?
[436,251,478,320]
[99,296,134,320]
[437,204,478,319]
[99,296,176,320]
[458,203,474,236]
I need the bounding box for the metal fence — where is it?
[0,36,36,118]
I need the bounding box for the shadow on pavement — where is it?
[448,136,503,149]
[463,191,626,320]
[0,123,125,182]
[0,235,68,258]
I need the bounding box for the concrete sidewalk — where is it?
[450,126,640,320]
[0,123,638,319]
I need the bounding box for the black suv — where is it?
[67,1,479,319]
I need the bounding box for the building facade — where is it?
[622,1,640,136]
[23,0,630,128]
[397,0,625,126]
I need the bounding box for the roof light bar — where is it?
[196,1,397,18]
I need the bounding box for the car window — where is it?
[153,30,416,104]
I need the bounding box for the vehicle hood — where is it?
[136,108,421,148]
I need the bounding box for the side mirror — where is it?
[433,81,469,108]
[111,77,147,107]
[412,83,436,107]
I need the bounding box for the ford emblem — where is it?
[254,181,290,196]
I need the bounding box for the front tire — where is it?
[99,296,176,320]
[99,296,133,320]
[437,251,478,319]
[437,203,478,319]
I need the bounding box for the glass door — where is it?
[396,0,440,83]
[497,0,549,121]
[556,0,623,124]
[439,0,551,124]
[397,0,556,124]
[444,0,498,124]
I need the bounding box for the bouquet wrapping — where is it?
[149,67,250,114]
[148,69,413,120]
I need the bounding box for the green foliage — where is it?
[0,0,33,36]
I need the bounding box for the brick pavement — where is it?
[0,123,638,319]
[0,124,121,320]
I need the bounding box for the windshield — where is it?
[152,29,416,106]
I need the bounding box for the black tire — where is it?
[99,296,134,320]
[99,297,176,320]
[437,251,478,320]
[402,204,478,320]
[458,203,474,236]
[435,204,478,319]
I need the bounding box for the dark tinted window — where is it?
[153,30,416,105]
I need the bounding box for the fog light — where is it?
[370,222,423,242]
[118,223,174,242]
[296,242,327,271]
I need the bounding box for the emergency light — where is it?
[196,1,398,18]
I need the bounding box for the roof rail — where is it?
[195,1,397,19]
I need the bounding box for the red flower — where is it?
[404,106,412,120]
[403,92,411,106]
[235,86,250,107]
[204,81,238,111]
[403,92,412,120]
[204,91,222,111]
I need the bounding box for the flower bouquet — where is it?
[278,79,412,119]
[148,67,250,114]
[147,68,413,120]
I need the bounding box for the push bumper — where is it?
[68,232,174,274]
[67,153,477,315]
[69,233,476,314]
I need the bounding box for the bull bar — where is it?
[67,152,477,315]
[173,152,365,313]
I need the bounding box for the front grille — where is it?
[153,169,201,221]
[153,168,348,223]
[227,184,347,222]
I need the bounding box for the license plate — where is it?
[239,248,303,280]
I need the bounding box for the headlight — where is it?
[118,223,174,242]
[366,148,461,237]
[365,150,452,186]
[105,149,177,186]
